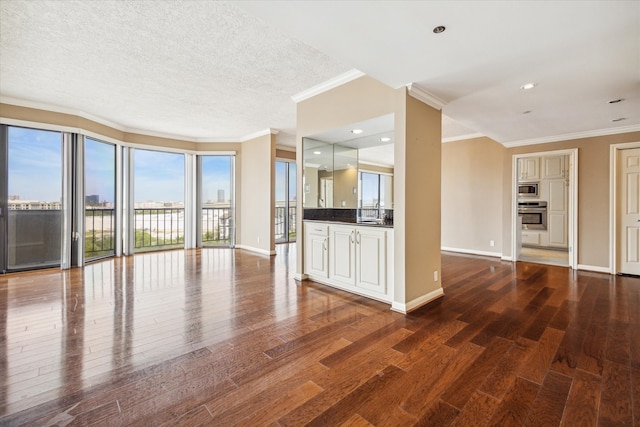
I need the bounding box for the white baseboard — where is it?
[391,287,444,314]
[293,273,308,281]
[501,256,514,261]
[441,246,502,258]
[235,245,276,256]
[577,264,612,274]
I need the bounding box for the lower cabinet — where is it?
[304,223,328,278]
[305,221,392,301]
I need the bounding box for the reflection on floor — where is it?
[519,246,569,267]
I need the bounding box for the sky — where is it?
[275,161,296,202]
[7,127,234,204]
[8,127,62,201]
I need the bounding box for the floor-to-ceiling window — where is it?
[133,149,185,252]
[3,126,64,270]
[275,160,296,243]
[198,155,234,246]
[84,138,116,260]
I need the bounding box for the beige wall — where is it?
[442,137,504,254]
[239,133,276,254]
[502,131,640,268]
[395,91,442,304]
[276,148,296,160]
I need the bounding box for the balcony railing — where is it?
[275,205,296,242]
[134,208,184,251]
[202,207,232,245]
[85,208,115,258]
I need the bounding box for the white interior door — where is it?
[618,147,640,275]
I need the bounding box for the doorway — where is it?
[512,149,578,268]
[610,142,640,275]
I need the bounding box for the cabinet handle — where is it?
[350,230,355,244]
[323,238,327,251]
[315,228,323,232]
[356,231,361,244]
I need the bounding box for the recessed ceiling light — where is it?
[609,98,624,104]
[523,110,532,115]
[351,129,363,134]
[612,117,627,122]
[433,25,446,34]
[313,151,321,155]
[520,83,537,90]
[380,137,391,142]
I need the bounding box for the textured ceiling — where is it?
[239,0,640,145]
[1,1,638,147]
[0,0,350,144]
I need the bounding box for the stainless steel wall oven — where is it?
[518,201,547,230]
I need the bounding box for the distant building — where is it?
[8,200,61,210]
[217,189,225,203]
[86,194,100,206]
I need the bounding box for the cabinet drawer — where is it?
[305,223,328,236]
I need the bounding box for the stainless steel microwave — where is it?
[518,182,539,197]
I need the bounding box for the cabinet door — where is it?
[548,179,568,247]
[355,228,386,293]
[329,226,356,286]
[518,157,540,181]
[543,155,565,179]
[304,226,328,278]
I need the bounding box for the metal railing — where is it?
[134,208,184,250]
[202,207,232,245]
[275,205,296,242]
[85,208,115,258]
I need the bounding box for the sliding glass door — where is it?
[199,155,234,247]
[4,126,63,270]
[275,160,296,243]
[133,149,185,252]
[84,138,116,260]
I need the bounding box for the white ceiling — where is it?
[1,1,639,147]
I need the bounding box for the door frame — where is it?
[511,148,578,269]
[609,141,640,274]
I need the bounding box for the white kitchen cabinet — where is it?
[329,225,356,286]
[355,227,386,294]
[521,232,540,246]
[329,224,386,294]
[543,155,567,179]
[304,221,391,302]
[548,179,568,247]
[304,223,328,278]
[518,157,540,181]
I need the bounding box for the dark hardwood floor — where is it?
[1,245,638,426]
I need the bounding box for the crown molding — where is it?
[0,97,279,144]
[406,83,448,111]
[502,124,640,148]
[0,96,128,132]
[442,132,485,143]
[291,69,366,103]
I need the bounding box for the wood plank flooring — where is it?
[0,245,638,426]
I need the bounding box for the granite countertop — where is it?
[303,219,394,229]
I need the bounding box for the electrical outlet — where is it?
[433,270,438,282]
[490,240,495,247]
[257,236,260,244]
